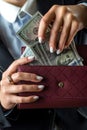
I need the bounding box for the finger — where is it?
[38,6,55,42]
[49,13,63,52]
[2,95,39,109]
[3,56,34,77]
[58,13,72,51]
[1,78,44,95]
[11,95,39,104]
[6,84,45,93]
[65,19,79,47]
[12,72,43,83]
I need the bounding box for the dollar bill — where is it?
[17,12,41,43]
[17,12,42,44]
[21,39,83,66]
[21,46,44,65]
[17,11,83,66]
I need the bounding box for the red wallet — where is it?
[17,45,87,109]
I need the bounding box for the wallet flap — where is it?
[17,66,87,109]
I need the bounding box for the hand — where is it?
[38,4,87,53]
[0,56,44,110]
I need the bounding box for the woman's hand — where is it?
[0,56,44,110]
[38,4,87,53]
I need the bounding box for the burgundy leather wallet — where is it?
[17,45,87,109]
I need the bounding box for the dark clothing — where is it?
[3,109,54,130]
[37,0,87,15]
[55,108,87,130]
[0,0,87,130]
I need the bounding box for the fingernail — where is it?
[28,56,35,60]
[36,76,43,80]
[33,96,39,100]
[50,46,54,53]
[56,49,61,55]
[38,85,45,89]
[38,37,43,43]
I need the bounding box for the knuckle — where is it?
[28,97,33,102]
[67,13,73,20]
[16,72,22,79]
[41,16,48,25]
[19,85,25,91]
[60,6,67,13]
[32,85,37,90]
[29,73,36,80]
[19,98,25,103]
[51,5,66,14]
[52,5,58,10]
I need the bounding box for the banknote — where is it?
[21,46,44,65]
[17,11,83,66]
[17,11,50,44]
[21,39,83,66]
[17,11,42,44]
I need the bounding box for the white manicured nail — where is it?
[28,56,34,60]
[38,85,45,89]
[33,96,39,100]
[36,76,43,80]
[38,37,43,43]
[56,49,61,55]
[50,46,54,53]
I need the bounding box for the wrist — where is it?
[67,4,87,29]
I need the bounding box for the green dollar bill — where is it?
[17,11,83,66]
[17,11,42,45]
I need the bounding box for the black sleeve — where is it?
[0,39,14,128]
[78,0,87,3]
[0,40,14,78]
[0,107,11,128]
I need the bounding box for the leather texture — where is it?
[17,45,87,109]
